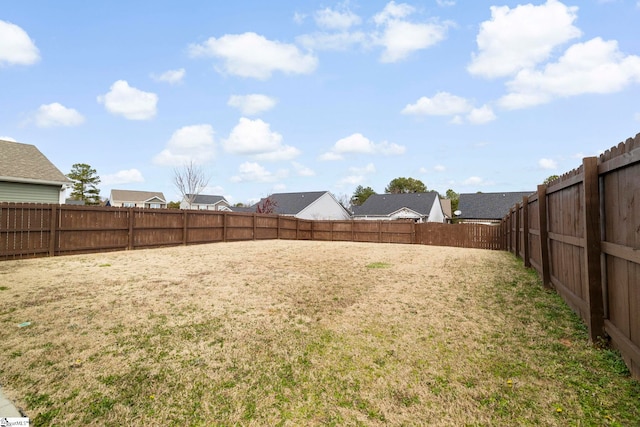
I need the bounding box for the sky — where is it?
[1,0,640,205]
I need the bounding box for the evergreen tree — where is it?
[67,163,101,205]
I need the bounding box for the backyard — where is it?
[0,240,638,426]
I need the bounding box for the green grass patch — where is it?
[365,261,391,269]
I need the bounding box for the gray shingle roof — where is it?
[253,191,327,215]
[0,139,70,185]
[457,191,534,220]
[188,194,227,205]
[110,189,166,203]
[352,192,438,216]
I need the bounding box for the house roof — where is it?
[253,191,327,215]
[352,192,439,216]
[110,189,166,203]
[187,194,228,205]
[457,191,534,220]
[0,139,70,185]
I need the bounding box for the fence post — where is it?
[253,213,257,240]
[537,184,552,289]
[378,221,382,243]
[582,156,605,342]
[128,208,134,250]
[183,210,188,245]
[223,212,228,242]
[49,205,57,257]
[522,196,530,267]
[276,215,280,240]
[514,204,521,258]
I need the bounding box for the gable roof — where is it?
[187,194,228,205]
[353,192,439,216]
[457,191,534,220]
[110,189,166,203]
[253,191,327,215]
[0,139,70,186]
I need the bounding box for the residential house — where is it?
[352,192,446,223]
[456,191,534,224]
[252,191,351,220]
[109,189,167,208]
[0,139,70,204]
[180,194,232,211]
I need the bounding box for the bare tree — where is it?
[173,161,210,209]
[255,197,278,214]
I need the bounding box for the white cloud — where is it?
[97,80,158,120]
[223,117,300,161]
[373,1,415,24]
[102,169,145,185]
[153,124,215,166]
[318,151,343,161]
[635,112,640,122]
[499,37,640,109]
[538,158,558,170]
[339,163,377,186]
[230,162,287,183]
[321,133,405,160]
[0,20,40,66]
[314,7,361,30]
[467,105,496,124]
[375,19,451,63]
[468,0,581,78]
[34,103,84,127]
[0,136,17,142]
[402,92,473,116]
[292,162,315,176]
[434,164,446,172]
[436,0,455,6]
[188,32,318,80]
[296,31,367,52]
[372,2,451,63]
[462,176,493,186]
[227,94,277,115]
[151,68,185,84]
[293,12,307,24]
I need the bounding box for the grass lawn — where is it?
[0,240,638,426]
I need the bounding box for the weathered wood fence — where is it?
[502,132,640,379]
[0,205,503,260]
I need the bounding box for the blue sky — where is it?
[2,0,640,205]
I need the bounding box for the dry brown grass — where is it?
[0,240,638,426]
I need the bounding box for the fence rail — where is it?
[502,132,640,379]
[1,205,506,261]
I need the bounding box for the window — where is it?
[123,202,134,208]
[149,203,161,209]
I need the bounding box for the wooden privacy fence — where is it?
[502,133,640,379]
[0,205,506,260]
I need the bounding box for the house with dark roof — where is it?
[456,191,534,224]
[0,139,71,204]
[251,191,351,220]
[180,194,231,211]
[109,189,167,208]
[351,192,446,223]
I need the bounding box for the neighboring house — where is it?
[352,192,446,223]
[456,191,534,224]
[180,194,232,211]
[109,189,167,208]
[0,139,71,204]
[252,191,351,220]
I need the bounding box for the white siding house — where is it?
[352,192,446,223]
[253,191,351,220]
